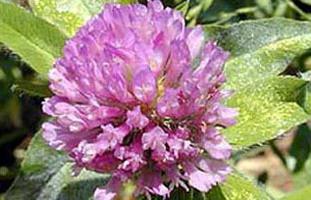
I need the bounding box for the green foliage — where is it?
[281,185,311,200]
[29,0,137,36]
[224,77,310,149]
[11,79,51,97]
[301,0,311,6]
[205,172,272,200]
[184,0,311,25]
[6,131,271,200]
[205,18,311,90]
[298,83,311,114]
[0,2,67,75]
[200,0,256,25]
[5,132,110,200]
[203,18,311,150]
[5,132,67,199]
[2,1,311,200]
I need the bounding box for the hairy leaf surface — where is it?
[0,2,67,75]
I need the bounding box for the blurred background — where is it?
[1,0,311,199]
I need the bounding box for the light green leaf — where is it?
[205,172,272,200]
[175,1,190,17]
[281,185,311,200]
[29,0,137,36]
[5,132,109,200]
[204,18,311,149]
[300,0,311,6]
[255,0,273,15]
[298,83,311,114]
[224,76,310,150]
[205,18,311,90]
[0,2,67,75]
[291,155,311,191]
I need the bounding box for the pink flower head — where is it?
[42,0,238,199]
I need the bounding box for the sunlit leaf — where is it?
[281,185,311,200]
[224,77,310,149]
[205,172,272,200]
[29,0,137,36]
[0,2,67,75]
[204,19,311,150]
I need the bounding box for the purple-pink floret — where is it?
[42,1,238,199]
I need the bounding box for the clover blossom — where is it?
[42,1,237,199]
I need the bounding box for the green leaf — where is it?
[205,172,272,200]
[5,132,109,200]
[281,185,311,200]
[11,79,52,97]
[255,0,273,15]
[205,18,311,90]
[29,0,137,36]
[175,1,190,17]
[298,82,311,114]
[204,18,311,149]
[0,2,67,75]
[34,164,109,200]
[224,76,310,150]
[198,0,255,24]
[300,0,311,6]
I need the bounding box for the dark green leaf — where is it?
[5,132,109,200]
[11,79,52,97]
[199,0,255,24]
[289,123,311,173]
[205,18,311,90]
